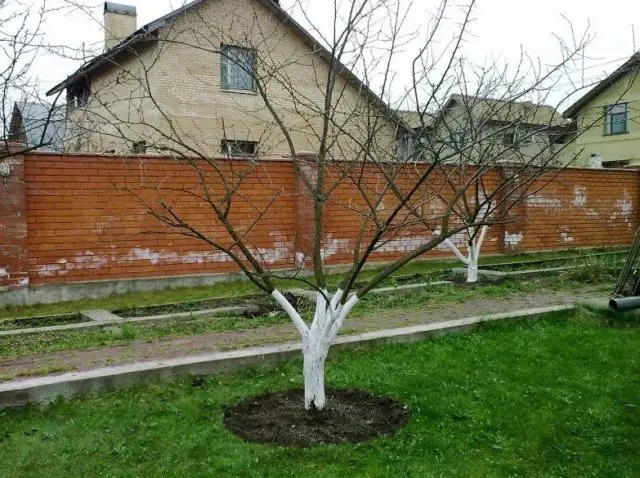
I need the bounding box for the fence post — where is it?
[292,153,320,269]
[0,143,29,291]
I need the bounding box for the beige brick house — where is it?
[47,0,400,159]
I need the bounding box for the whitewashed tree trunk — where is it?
[467,243,479,283]
[272,288,359,410]
[444,225,488,283]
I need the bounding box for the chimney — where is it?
[104,2,137,50]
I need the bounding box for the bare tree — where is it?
[51,0,603,410]
[0,0,72,163]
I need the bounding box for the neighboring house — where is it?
[395,110,432,161]
[8,101,65,152]
[46,0,401,159]
[395,96,569,164]
[428,94,568,165]
[563,53,640,168]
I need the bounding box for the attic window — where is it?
[221,139,258,158]
[67,77,92,108]
[604,103,628,135]
[220,45,256,92]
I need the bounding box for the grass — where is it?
[0,312,292,360]
[1,307,640,477]
[0,271,607,362]
[0,252,620,362]
[0,246,625,322]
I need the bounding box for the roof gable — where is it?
[45,0,401,125]
[438,94,565,128]
[563,53,640,118]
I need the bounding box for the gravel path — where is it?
[0,286,606,382]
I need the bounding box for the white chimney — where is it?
[590,153,603,168]
[104,2,137,51]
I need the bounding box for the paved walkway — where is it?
[0,286,606,382]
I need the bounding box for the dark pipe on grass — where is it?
[609,296,640,312]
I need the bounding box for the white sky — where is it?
[29,0,640,109]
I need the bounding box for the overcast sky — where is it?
[30,0,640,108]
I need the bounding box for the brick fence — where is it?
[1,151,639,300]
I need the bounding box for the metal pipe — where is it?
[609,296,640,312]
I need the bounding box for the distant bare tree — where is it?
[0,0,72,161]
[54,0,610,410]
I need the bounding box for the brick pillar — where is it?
[498,166,527,254]
[0,144,29,291]
[293,153,319,268]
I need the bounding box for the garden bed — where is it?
[0,313,87,331]
[113,294,269,318]
[484,250,627,272]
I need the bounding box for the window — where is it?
[395,131,412,161]
[221,140,258,157]
[67,77,91,109]
[220,45,256,92]
[502,129,534,147]
[604,103,629,135]
[132,141,147,154]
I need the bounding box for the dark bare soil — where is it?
[114,295,270,318]
[223,388,410,447]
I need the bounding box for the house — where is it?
[563,53,640,168]
[8,102,65,152]
[394,96,569,164]
[427,94,568,164]
[46,0,402,159]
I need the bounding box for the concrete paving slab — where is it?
[81,310,121,322]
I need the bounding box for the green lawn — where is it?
[2,307,639,477]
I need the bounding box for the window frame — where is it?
[604,103,629,136]
[220,45,257,93]
[221,139,259,158]
[502,127,534,148]
[67,77,92,109]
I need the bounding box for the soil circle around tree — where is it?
[223,388,410,447]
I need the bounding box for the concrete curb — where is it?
[0,306,256,337]
[0,304,575,409]
[452,266,578,279]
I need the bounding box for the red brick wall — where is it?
[517,169,640,251]
[0,148,29,290]
[23,154,296,285]
[7,152,640,288]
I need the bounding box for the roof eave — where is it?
[563,54,640,118]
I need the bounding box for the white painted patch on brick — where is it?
[571,186,587,207]
[36,233,293,278]
[0,268,7,277]
[615,198,633,217]
[295,252,306,266]
[375,235,431,253]
[322,235,351,258]
[504,232,523,246]
[611,192,634,224]
[560,231,574,243]
[526,195,562,208]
